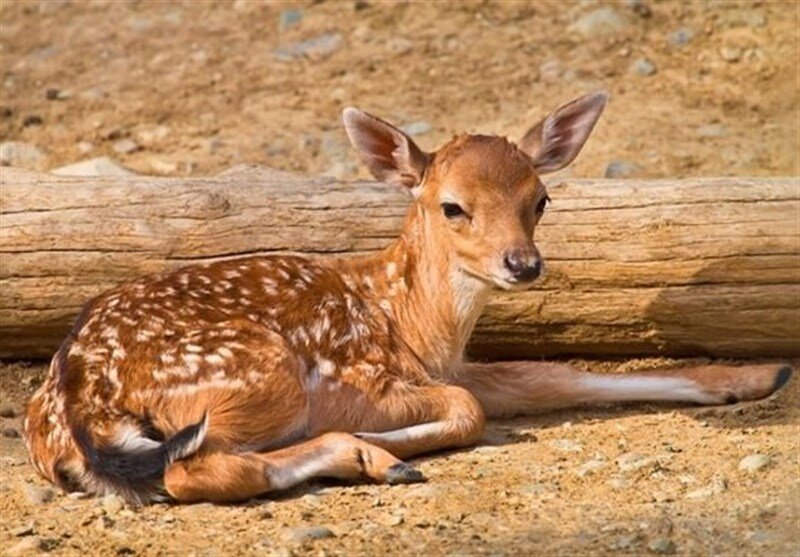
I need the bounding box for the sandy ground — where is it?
[1,1,799,556]
[0,359,798,556]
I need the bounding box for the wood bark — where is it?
[1,165,798,360]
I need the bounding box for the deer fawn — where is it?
[24,92,792,503]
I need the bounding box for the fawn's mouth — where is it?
[460,267,538,291]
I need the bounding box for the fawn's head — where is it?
[343,91,607,290]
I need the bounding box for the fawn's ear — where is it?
[518,91,608,174]
[343,107,430,188]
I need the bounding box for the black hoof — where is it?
[772,365,793,393]
[385,462,426,485]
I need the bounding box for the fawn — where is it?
[24,91,792,503]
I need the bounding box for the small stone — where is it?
[95,514,115,530]
[551,439,583,452]
[739,454,771,472]
[400,121,432,136]
[102,493,125,514]
[648,537,676,554]
[604,160,642,178]
[720,46,742,63]
[386,514,404,526]
[568,8,629,37]
[0,141,46,169]
[147,157,179,175]
[627,0,652,18]
[274,33,342,61]
[576,458,607,477]
[686,476,727,499]
[696,123,728,138]
[6,537,44,557]
[52,157,137,177]
[24,485,57,505]
[279,9,303,30]
[161,512,177,523]
[23,114,43,127]
[669,28,694,47]
[135,125,170,145]
[353,0,369,10]
[286,525,335,542]
[67,491,89,500]
[113,138,140,154]
[11,521,36,537]
[77,141,95,154]
[631,57,657,76]
[2,427,20,438]
[616,452,654,472]
[387,37,414,56]
[0,404,17,418]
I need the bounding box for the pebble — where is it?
[387,37,414,56]
[135,125,170,145]
[718,9,766,29]
[576,458,606,477]
[616,452,654,472]
[274,33,342,61]
[627,0,652,18]
[23,114,43,127]
[77,141,95,154]
[385,514,404,526]
[11,521,36,537]
[101,493,125,514]
[286,525,335,543]
[113,138,140,154]
[720,46,742,63]
[551,438,583,452]
[648,537,676,554]
[0,404,17,418]
[0,141,46,169]
[669,28,694,47]
[631,57,657,76]
[6,537,44,557]
[400,121,432,136]
[24,485,57,505]
[568,8,629,37]
[604,160,642,178]
[739,454,771,472]
[2,427,21,438]
[696,123,728,138]
[685,475,727,499]
[279,9,303,31]
[51,157,136,177]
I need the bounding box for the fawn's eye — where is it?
[535,195,550,215]
[441,202,467,219]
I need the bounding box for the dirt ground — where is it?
[1,359,798,556]
[1,1,799,556]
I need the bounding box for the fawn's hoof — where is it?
[385,462,426,485]
[772,365,793,393]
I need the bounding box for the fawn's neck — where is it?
[346,203,491,378]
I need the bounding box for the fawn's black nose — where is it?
[503,250,542,282]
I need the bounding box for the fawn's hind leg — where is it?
[164,432,423,503]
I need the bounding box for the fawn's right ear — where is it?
[343,108,430,189]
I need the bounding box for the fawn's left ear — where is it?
[343,107,430,189]
[518,91,608,174]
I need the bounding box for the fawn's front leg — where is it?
[355,384,486,459]
[454,361,793,419]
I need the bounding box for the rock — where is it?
[669,28,694,47]
[286,526,335,543]
[385,514,404,526]
[0,141,46,169]
[627,0,652,18]
[113,138,140,154]
[739,454,771,472]
[568,8,629,37]
[576,458,607,477]
[616,452,654,472]
[2,427,20,438]
[11,521,36,537]
[51,157,137,177]
[400,121,432,136]
[274,33,342,61]
[387,37,414,56]
[147,157,180,175]
[604,160,642,178]
[6,537,44,557]
[77,141,95,154]
[23,114,43,127]
[631,58,657,76]
[719,9,766,29]
[551,438,583,452]
[648,537,676,554]
[0,404,17,418]
[696,123,728,138]
[354,0,369,10]
[24,485,57,505]
[67,491,89,500]
[279,9,303,30]
[135,125,170,145]
[720,46,742,63]
[101,493,125,514]
[686,476,727,499]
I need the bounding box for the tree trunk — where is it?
[1,165,798,360]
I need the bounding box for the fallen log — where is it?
[1,165,798,360]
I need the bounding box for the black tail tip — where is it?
[772,365,793,394]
